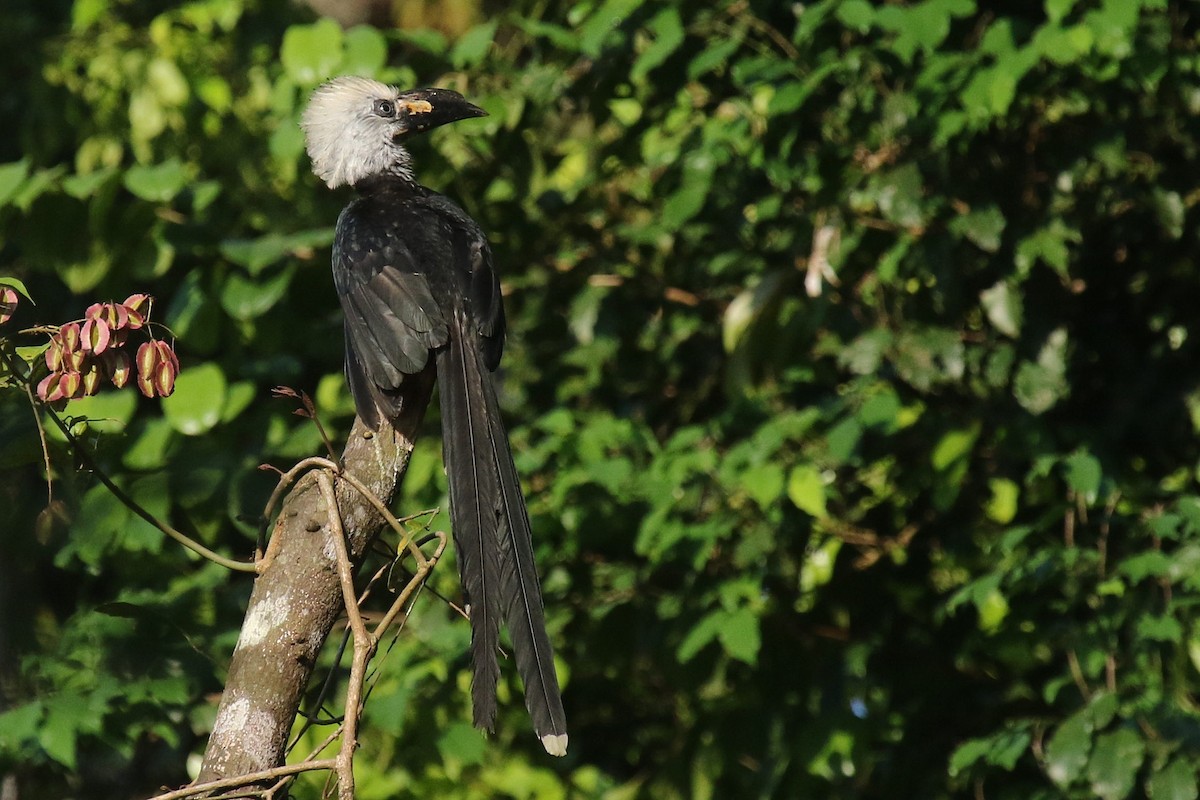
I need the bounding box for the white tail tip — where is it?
[541,733,568,757]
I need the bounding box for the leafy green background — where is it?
[2,0,1200,797]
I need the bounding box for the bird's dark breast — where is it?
[331,186,504,426]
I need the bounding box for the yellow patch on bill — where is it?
[401,99,433,114]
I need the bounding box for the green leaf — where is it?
[436,721,486,766]
[1119,550,1172,581]
[825,417,862,463]
[123,158,188,202]
[661,150,716,228]
[677,612,723,663]
[836,0,875,31]
[1016,221,1080,278]
[221,381,257,423]
[717,607,760,665]
[449,21,497,68]
[396,28,447,54]
[857,388,901,430]
[1014,327,1070,414]
[1064,450,1102,502]
[0,159,29,208]
[976,587,1009,633]
[61,166,117,199]
[340,25,387,75]
[281,18,344,85]
[875,163,925,229]
[980,280,1023,338]
[985,478,1019,524]
[579,0,646,57]
[931,424,980,471]
[0,275,34,302]
[954,204,1006,252]
[798,537,841,612]
[1047,0,1077,22]
[63,484,129,566]
[1137,614,1183,643]
[687,37,742,79]
[219,266,295,320]
[787,464,828,518]
[768,63,838,117]
[1046,711,1092,788]
[1087,728,1145,800]
[631,8,685,82]
[219,228,332,275]
[949,725,1032,775]
[122,418,174,471]
[166,270,221,353]
[63,389,139,434]
[1148,759,1199,800]
[39,698,81,769]
[948,736,990,776]
[162,362,228,436]
[0,701,42,750]
[739,462,784,508]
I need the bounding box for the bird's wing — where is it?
[419,193,505,370]
[333,198,449,428]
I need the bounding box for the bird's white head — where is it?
[301,76,487,189]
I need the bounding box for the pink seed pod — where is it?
[45,337,64,371]
[84,302,105,322]
[0,287,17,325]
[153,361,176,397]
[59,370,83,399]
[106,349,132,388]
[154,339,179,371]
[82,360,106,396]
[122,294,152,329]
[136,370,155,398]
[36,372,63,402]
[81,317,112,354]
[97,302,128,330]
[60,322,82,353]
[136,340,160,377]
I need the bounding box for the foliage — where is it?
[2,0,1200,797]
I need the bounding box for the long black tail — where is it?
[436,312,568,755]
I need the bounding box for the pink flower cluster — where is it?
[37,294,179,403]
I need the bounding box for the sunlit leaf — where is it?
[162,362,227,436]
[281,18,343,85]
[1087,728,1145,800]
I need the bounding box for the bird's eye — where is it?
[374,100,396,118]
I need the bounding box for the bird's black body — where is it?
[331,175,568,748]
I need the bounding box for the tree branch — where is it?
[193,379,433,793]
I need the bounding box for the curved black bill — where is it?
[395,88,487,135]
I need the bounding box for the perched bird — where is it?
[301,76,567,756]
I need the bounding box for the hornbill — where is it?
[301,76,567,756]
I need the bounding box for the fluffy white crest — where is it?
[301,76,412,188]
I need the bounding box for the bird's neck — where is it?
[353,172,423,196]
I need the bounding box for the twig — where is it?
[149,758,337,800]
[1063,491,1076,548]
[271,386,338,462]
[316,471,371,800]
[1066,649,1092,700]
[314,469,445,800]
[374,531,446,637]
